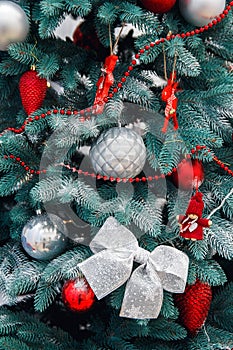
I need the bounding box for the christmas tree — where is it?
[0,0,233,349]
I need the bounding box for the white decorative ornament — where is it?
[21,214,67,261]
[0,1,29,51]
[179,0,226,26]
[90,127,147,179]
[79,217,189,319]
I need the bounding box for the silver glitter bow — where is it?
[79,217,189,319]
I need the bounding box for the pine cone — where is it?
[19,70,47,115]
[174,279,212,335]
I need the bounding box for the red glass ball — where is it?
[62,277,95,312]
[140,0,176,13]
[172,159,204,190]
[73,24,100,52]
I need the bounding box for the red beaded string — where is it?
[104,1,233,102]
[0,106,97,136]
[0,1,232,137]
[1,3,233,183]
[4,145,233,182]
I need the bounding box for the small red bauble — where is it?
[140,0,176,13]
[172,159,204,190]
[19,69,47,116]
[174,279,212,335]
[62,277,95,312]
[73,23,101,52]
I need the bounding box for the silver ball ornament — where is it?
[0,1,29,51]
[90,127,147,178]
[179,0,225,26]
[21,214,67,261]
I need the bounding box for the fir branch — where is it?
[186,239,209,261]
[108,285,125,311]
[0,59,27,76]
[97,2,120,25]
[129,195,165,237]
[185,36,205,61]
[105,336,138,350]
[145,132,162,170]
[0,337,30,350]
[38,14,65,39]
[104,97,124,121]
[36,53,60,79]
[60,64,82,91]
[205,175,233,220]
[95,20,111,48]
[149,319,187,340]
[8,262,44,298]
[119,2,144,26]
[160,291,179,320]
[206,221,233,260]
[34,281,60,312]
[135,36,162,64]
[38,246,90,284]
[30,176,70,203]
[0,171,32,197]
[205,39,233,61]
[192,259,227,286]
[165,38,201,77]
[209,282,233,333]
[207,188,233,219]
[158,133,182,174]
[65,0,92,17]
[0,308,79,349]
[122,77,156,108]
[8,43,42,66]
[181,84,233,102]
[40,0,64,17]
[204,325,233,349]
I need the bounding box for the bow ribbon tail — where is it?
[120,264,163,319]
[79,249,133,300]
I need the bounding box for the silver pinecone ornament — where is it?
[90,127,147,178]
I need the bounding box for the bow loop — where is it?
[150,245,189,293]
[79,217,189,319]
[90,216,138,253]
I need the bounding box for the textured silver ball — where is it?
[0,1,29,51]
[179,0,225,26]
[21,214,67,261]
[90,127,147,178]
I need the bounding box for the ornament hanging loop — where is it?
[30,39,39,63]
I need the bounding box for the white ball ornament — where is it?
[21,214,68,261]
[90,127,147,179]
[179,0,226,26]
[0,1,29,51]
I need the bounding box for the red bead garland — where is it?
[0,3,233,183]
[0,1,231,138]
[3,145,233,184]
